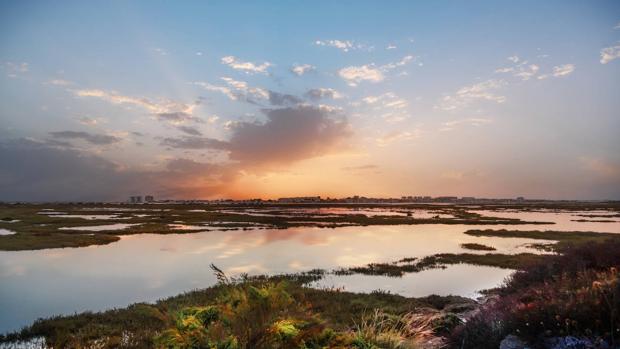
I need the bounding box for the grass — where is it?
[0,271,475,348]
[464,229,620,251]
[0,203,559,251]
[449,240,620,349]
[460,243,496,251]
[336,229,620,277]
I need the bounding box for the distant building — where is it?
[129,196,142,204]
[277,196,321,203]
[144,195,154,202]
[436,196,458,202]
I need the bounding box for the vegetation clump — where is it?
[449,240,620,349]
[459,243,496,251]
[155,278,435,349]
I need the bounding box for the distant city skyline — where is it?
[1,1,619,201]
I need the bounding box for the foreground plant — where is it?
[450,241,620,349]
[155,266,436,349]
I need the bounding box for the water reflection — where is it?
[0,209,617,334]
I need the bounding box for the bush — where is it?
[449,241,620,349]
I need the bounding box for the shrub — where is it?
[449,241,620,349]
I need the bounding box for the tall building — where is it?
[129,196,142,204]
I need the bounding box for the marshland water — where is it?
[1,205,619,334]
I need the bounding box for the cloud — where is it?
[438,80,506,111]
[49,131,121,145]
[440,118,493,131]
[314,39,357,52]
[304,88,343,101]
[45,79,73,86]
[156,112,200,124]
[376,130,420,146]
[600,44,620,64]
[338,65,384,86]
[158,105,351,167]
[514,64,539,80]
[0,139,239,201]
[290,64,315,76]
[195,77,268,103]
[160,136,229,150]
[193,82,236,100]
[357,92,409,122]
[221,56,272,74]
[75,116,101,126]
[226,105,351,165]
[341,164,379,171]
[380,55,414,70]
[338,56,414,86]
[386,44,397,50]
[267,91,302,106]
[507,56,520,63]
[177,125,202,136]
[551,64,575,77]
[3,62,28,78]
[73,89,200,124]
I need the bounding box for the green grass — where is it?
[0,273,475,348]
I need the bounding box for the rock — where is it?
[500,334,530,349]
[545,336,609,349]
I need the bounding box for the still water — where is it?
[0,209,618,334]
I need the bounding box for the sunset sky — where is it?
[1,1,619,201]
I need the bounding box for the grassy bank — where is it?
[0,269,476,348]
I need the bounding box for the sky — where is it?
[1,1,619,201]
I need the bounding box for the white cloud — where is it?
[380,55,414,71]
[614,22,620,30]
[153,48,167,56]
[221,56,272,74]
[362,92,407,109]
[290,64,315,76]
[45,79,73,86]
[221,77,268,100]
[507,56,520,63]
[338,64,384,86]
[514,64,539,81]
[315,39,357,52]
[194,82,236,100]
[386,44,397,50]
[338,55,414,86]
[3,62,28,77]
[552,64,575,77]
[440,118,493,131]
[359,93,409,122]
[376,130,420,146]
[600,44,620,64]
[438,79,506,111]
[73,89,199,124]
[194,77,268,102]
